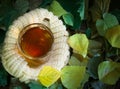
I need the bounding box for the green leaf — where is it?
[77,0,84,20]
[88,0,110,34]
[62,13,74,26]
[96,19,108,36]
[68,33,89,57]
[29,81,46,89]
[61,66,86,89]
[49,0,67,17]
[98,61,120,85]
[96,13,119,36]
[103,13,119,28]
[105,25,120,48]
[56,0,82,29]
[87,56,102,79]
[15,0,29,14]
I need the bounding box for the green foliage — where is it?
[88,0,110,34]
[98,61,120,85]
[0,0,120,89]
[15,0,29,14]
[61,66,86,89]
[0,63,8,86]
[96,13,119,36]
[105,25,120,48]
[89,0,110,23]
[87,56,103,79]
[29,81,63,89]
[78,0,84,20]
[103,13,119,28]
[68,33,89,57]
[0,0,29,29]
[62,13,74,26]
[48,0,67,17]
[96,19,108,36]
[29,81,46,89]
[37,66,60,87]
[78,73,89,89]
[57,0,82,29]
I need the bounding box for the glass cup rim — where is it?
[17,23,54,60]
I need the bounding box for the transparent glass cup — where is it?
[17,23,54,67]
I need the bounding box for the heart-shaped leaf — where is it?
[96,13,119,36]
[68,33,89,58]
[103,13,119,28]
[105,25,120,48]
[38,66,60,87]
[61,66,86,89]
[98,61,120,85]
[96,19,108,36]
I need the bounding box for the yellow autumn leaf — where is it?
[37,66,60,87]
[68,33,89,57]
